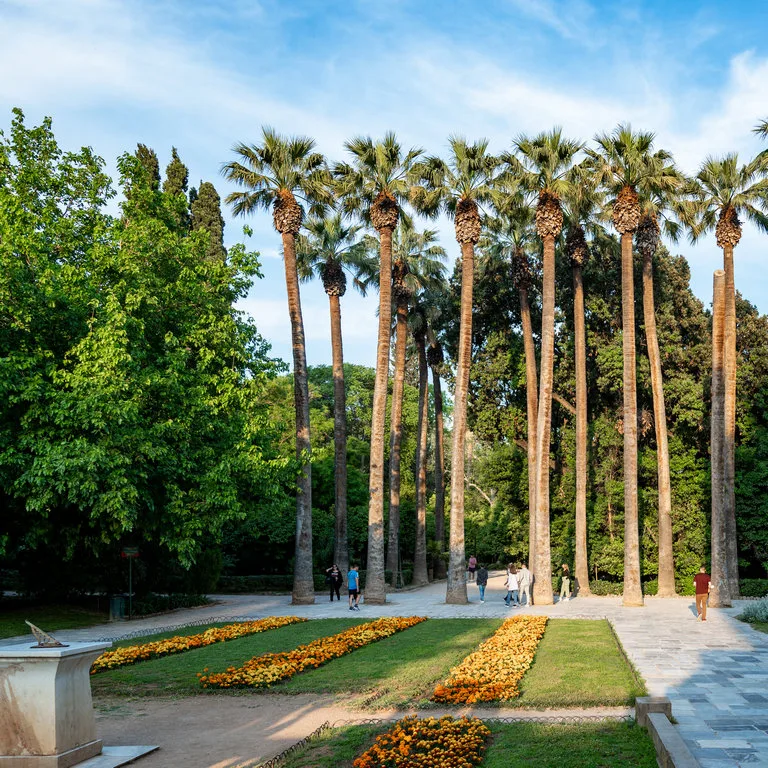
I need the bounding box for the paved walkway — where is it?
[8,573,768,767]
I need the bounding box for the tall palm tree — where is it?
[427,335,447,578]
[412,137,499,604]
[482,197,539,572]
[561,164,608,598]
[222,128,332,605]
[334,133,423,604]
[381,223,446,586]
[503,128,582,606]
[684,153,768,600]
[588,124,680,607]
[296,214,376,575]
[710,268,728,607]
[634,185,684,598]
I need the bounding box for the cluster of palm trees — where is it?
[222,120,768,607]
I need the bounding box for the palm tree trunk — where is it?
[532,234,555,606]
[621,231,643,607]
[386,301,408,586]
[283,231,314,605]
[329,293,348,575]
[447,240,474,604]
[432,366,446,579]
[519,286,538,574]
[365,227,393,605]
[722,245,739,597]
[710,269,730,607]
[642,250,675,597]
[413,334,429,586]
[573,264,591,597]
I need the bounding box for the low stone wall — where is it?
[636,696,700,768]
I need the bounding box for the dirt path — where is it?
[94,694,632,768]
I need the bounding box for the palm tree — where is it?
[412,137,499,604]
[296,214,376,575]
[684,153,768,601]
[710,268,728,607]
[561,164,608,598]
[222,128,332,605]
[427,335,447,578]
[482,197,539,572]
[588,124,680,607]
[334,133,423,604]
[634,184,685,598]
[378,223,446,587]
[503,128,582,606]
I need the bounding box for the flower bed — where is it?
[91,616,305,673]
[353,715,490,768]
[198,616,427,689]
[432,614,547,703]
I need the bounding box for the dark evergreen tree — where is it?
[135,143,160,190]
[191,181,226,262]
[163,147,190,229]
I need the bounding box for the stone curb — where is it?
[636,697,700,768]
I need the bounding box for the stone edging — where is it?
[636,697,700,767]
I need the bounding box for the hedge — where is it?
[216,570,413,594]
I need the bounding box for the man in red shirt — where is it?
[693,566,711,621]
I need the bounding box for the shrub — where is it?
[589,580,623,596]
[130,593,210,616]
[740,579,768,598]
[738,598,768,624]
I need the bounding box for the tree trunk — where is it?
[413,334,429,586]
[519,287,538,574]
[710,269,731,607]
[621,231,643,607]
[283,231,314,605]
[722,245,739,597]
[386,301,408,586]
[365,227,393,604]
[642,250,675,597]
[328,293,349,575]
[432,365,447,579]
[573,265,591,596]
[446,240,474,604]
[532,234,555,605]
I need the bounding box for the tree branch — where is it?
[465,479,494,506]
[553,392,576,415]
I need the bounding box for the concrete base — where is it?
[0,740,102,767]
[76,746,158,768]
[636,697,699,768]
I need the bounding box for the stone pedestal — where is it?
[0,640,110,767]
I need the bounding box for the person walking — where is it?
[518,562,531,606]
[347,564,361,611]
[693,565,711,621]
[467,555,478,582]
[476,563,489,603]
[505,564,520,607]
[558,563,571,603]
[326,564,343,602]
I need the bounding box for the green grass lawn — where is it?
[0,604,108,639]
[512,619,646,708]
[281,618,502,707]
[90,617,644,708]
[749,622,768,635]
[270,721,657,768]
[91,618,368,697]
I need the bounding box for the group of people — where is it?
[325,564,361,610]
[467,558,573,606]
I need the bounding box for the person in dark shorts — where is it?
[347,564,360,611]
[693,565,711,621]
[326,564,343,601]
[467,555,477,582]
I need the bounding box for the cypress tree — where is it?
[135,144,160,190]
[191,181,226,262]
[163,147,190,229]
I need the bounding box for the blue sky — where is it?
[3,0,768,368]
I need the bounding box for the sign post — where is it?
[121,547,140,619]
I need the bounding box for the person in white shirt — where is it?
[517,563,531,606]
[504,564,520,607]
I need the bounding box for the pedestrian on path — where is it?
[505,564,520,607]
[326,564,343,601]
[347,564,361,611]
[476,564,489,602]
[693,565,711,621]
[467,555,477,582]
[558,564,571,603]
[517,563,531,606]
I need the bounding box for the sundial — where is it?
[25,620,68,648]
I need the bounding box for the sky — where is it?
[3,0,768,368]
